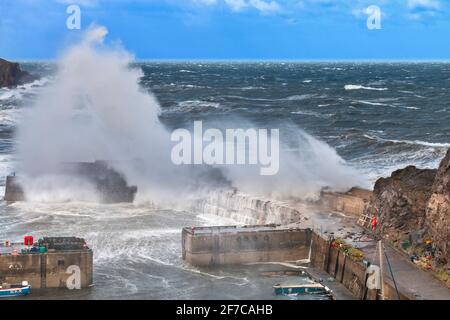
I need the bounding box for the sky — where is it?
[1,0,450,60]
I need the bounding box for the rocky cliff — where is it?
[0,58,35,88]
[365,150,450,267]
[367,166,437,242]
[426,149,450,265]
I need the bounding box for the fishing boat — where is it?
[0,281,31,298]
[273,281,332,295]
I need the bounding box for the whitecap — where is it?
[354,100,391,107]
[363,134,450,148]
[345,84,388,91]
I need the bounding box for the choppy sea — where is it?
[0,62,449,299]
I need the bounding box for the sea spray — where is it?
[15,25,366,204]
[16,25,213,204]
[218,122,367,200]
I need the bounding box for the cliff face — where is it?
[366,150,450,266]
[426,149,450,265]
[0,58,35,88]
[367,166,437,240]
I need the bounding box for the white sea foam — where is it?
[0,77,50,101]
[284,94,315,101]
[363,134,450,148]
[354,100,391,107]
[345,84,388,91]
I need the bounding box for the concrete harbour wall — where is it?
[310,232,411,300]
[0,250,93,288]
[319,188,372,217]
[182,225,312,266]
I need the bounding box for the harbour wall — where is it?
[0,250,93,288]
[194,191,304,225]
[310,232,412,300]
[318,187,372,217]
[194,188,373,226]
[182,225,312,266]
[182,224,413,300]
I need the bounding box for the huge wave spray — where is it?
[16,25,365,204]
[16,25,204,204]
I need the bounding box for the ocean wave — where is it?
[291,110,330,118]
[0,77,50,102]
[239,86,265,90]
[345,84,388,91]
[404,106,420,110]
[162,83,209,89]
[164,100,221,113]
[0,109,22,125]
[354,100,391,107]
[363,134,450,148]
[283,94,316,101]
[221,93,316,102]
[0,91,22,101]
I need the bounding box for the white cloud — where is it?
[248,0,281,14]
[193,0,281,14]
[225,0,248,11]
[407,0,441,10]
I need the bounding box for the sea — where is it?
[0,62,449,299]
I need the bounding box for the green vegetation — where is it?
[333,238,365,262]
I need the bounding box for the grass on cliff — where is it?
[436,269,450,288]
[334,239,365,262]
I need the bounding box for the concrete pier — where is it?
[0,238,93,289]
[182,225,312,266]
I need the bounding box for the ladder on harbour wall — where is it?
[40,254,47,289]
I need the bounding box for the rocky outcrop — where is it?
[426,149,450,265]
[366,166,437,241]
[365,149,450,267]
[0,58,36,88]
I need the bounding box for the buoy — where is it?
[12,247,18,256]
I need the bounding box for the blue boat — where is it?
[0,282,31,298]
[273,282,331,296]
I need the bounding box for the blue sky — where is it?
[1,0,450,60]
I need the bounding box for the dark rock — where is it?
[426,149,450,265]
[4,161,137,204]
[365,165,437,241]
[0,58,37,88]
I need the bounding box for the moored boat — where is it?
[273,282,332,295]
[0,281,31,298]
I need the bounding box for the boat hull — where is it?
[0,286,31,298]
[274,286,328,295]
